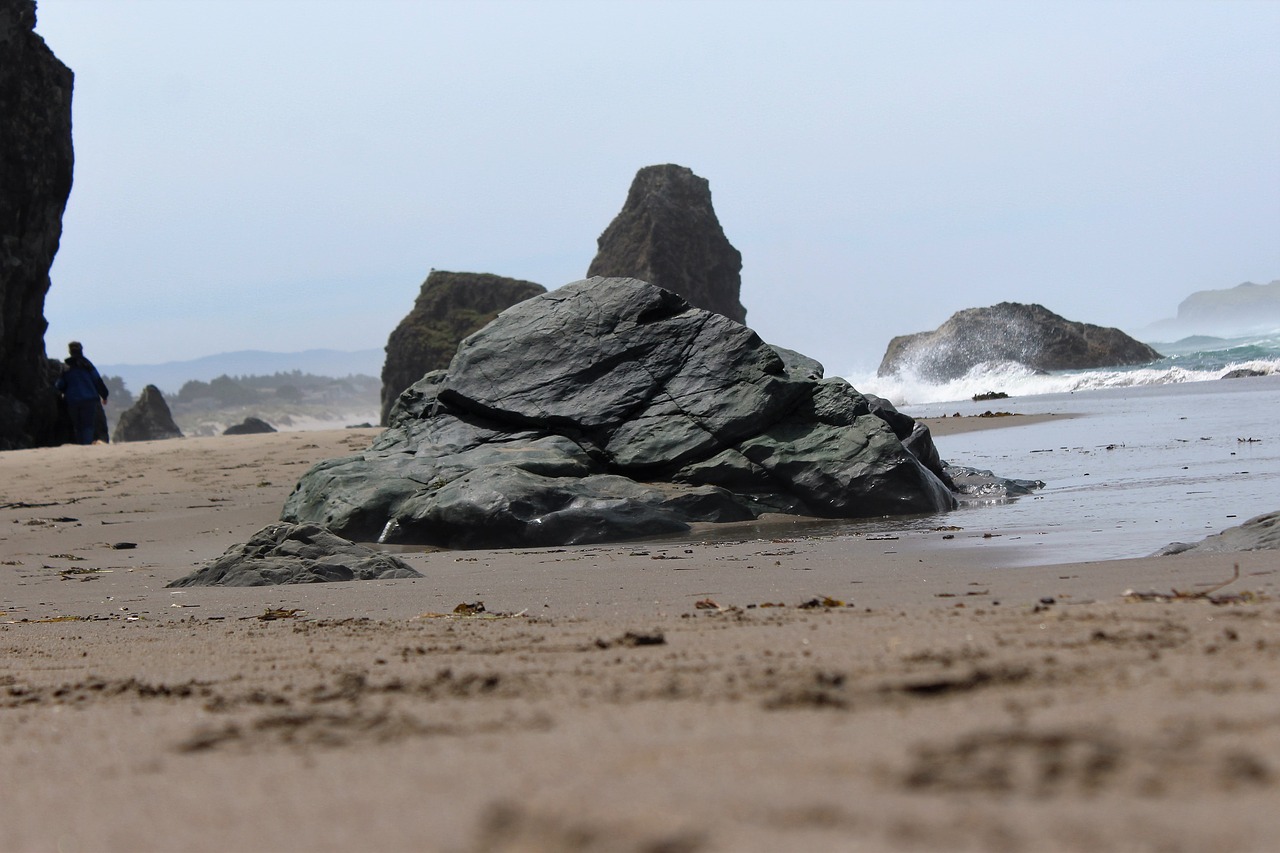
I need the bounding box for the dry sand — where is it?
[2,418,1278,853]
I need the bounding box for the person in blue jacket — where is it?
[55,341,110,445]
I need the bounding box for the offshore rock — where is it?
[381,271,545,425]
[588,164,746,324]
[878,303,1161,382]
[0,0,75,449]
[284,278,956,550]
[1155,510,1280,556]
[112,385,182,442]
[224,416,276,435]
[167,522,422,587]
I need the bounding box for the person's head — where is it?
[68,341,83,356]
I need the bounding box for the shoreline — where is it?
[3,421,1278,852]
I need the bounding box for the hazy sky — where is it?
[34,0,1280,375]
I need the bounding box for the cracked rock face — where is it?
[282,278,956,550]
[0,0,75,449]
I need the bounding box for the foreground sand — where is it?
[2,423,1278,852]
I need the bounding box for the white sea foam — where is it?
[846,357,1280,407]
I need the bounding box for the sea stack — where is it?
[878,302,1162,381]
[588,164,747,325]
[0,0,75,450]
[112,385,183,443]
[380,271,545,426]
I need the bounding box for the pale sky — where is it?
[33,0,1280,375]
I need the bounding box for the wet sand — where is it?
[2,421,1278,852]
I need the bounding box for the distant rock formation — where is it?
[224,416,276,435]
[380,271,545,426]
[112,385,183,442]
[167,522,422,587]
[878,303,1161,381]
[286,278,959,551]
[588,164,746,324]
[0,0,75,450]
[1146,280,1280,339]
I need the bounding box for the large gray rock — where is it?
[0,0,74,450]
[167,522,422,587]
[587,165,746,324]
[878,303,1162,381]
[380,271,545,425]
[283,278,958,549]
[1156,511,1280,555]
[112,385,182,442]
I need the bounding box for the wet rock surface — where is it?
[1222,368,1267,380]
[167,521,422,587]
[284,278,958,549]
[943,465,1045,500]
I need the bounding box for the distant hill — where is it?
[99,348,384,395]
[1141,280,1280,340]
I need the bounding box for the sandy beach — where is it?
[2,420,1278,853]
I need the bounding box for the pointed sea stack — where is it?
[0,0,75,449]
[588,164,746,324]
[380,271,545,425]
[112,385,183,442]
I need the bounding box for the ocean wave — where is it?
[847,355,1280,407]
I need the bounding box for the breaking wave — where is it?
[847,331,1280,407]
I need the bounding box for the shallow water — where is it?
[652,375,1280,568]
[902,374,1280,565]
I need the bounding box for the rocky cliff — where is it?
[878,303,1162,381]
[587,164,746,324]
[0,0,74,450]
[380,271,545,425]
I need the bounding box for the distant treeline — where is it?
[101,370,379,408]
[176,371,378,405]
